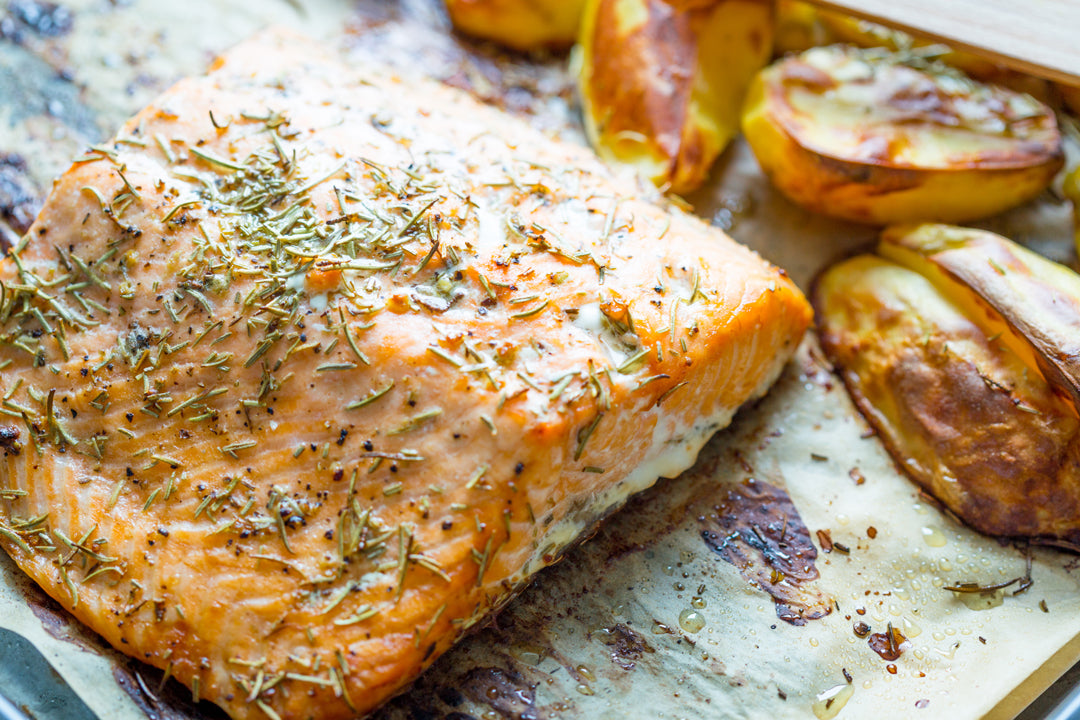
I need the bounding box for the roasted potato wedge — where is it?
[742,46,1064,224]
[577,0,773,195]
[1065,164,1080,258]
[815,224,1080,547]
[444,0,585,51]
[774,0,830,56]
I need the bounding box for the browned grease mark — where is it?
[0,153,41,244]
[112,657,229,720]
[22,585,101,655]
[590,622,654,671]
[3,1,73,39]
[460,667,543,720]
[701,478,833,625]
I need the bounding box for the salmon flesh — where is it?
[0,30,810,720]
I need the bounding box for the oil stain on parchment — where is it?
[701,477,833,625]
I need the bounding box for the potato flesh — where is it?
[578,0,773,195]
[814,225,1080,545]
[444,0,585,51]
[742,46,1063,224]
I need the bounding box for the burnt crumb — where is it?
[437,686,465,707]
[514,461,524,475]
[336,428,348,446]
[868,624,908,661]
[0,425,20,445]
[0,425,20,454]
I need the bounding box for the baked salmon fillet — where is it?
[0,30,809,720]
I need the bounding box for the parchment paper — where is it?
[1,2,1078,719]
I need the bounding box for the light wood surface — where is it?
[804,0,1080,87]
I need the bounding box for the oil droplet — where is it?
[691,597,706,609]
[902,616,923,638]
[812,683,854,719]
[836,514,850,526]
[576,684,595,696]
[680,550,696,564]
[673,581,686,592]
[510,648,542,666]
[932,631,945,642]
[679,609,707,633]
[956,589,1005,611]
[577,665,595,682]
[661,565,675,576]
[935,643,959,660]
[862,679,873,690]
[809,637,819,648]
[921,526,947,547]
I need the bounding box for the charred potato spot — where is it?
[814,225,1080,546]
[743,46,1064,224]
[443,0,586,51]
[578,0,773,195]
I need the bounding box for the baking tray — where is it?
[2,1,1080,719]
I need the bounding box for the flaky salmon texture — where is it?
[0,30,809,720]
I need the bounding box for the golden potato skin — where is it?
[742,47,1064,224]
[814,225,1080,548]
[444,0,585,51]
[578,0,773,195]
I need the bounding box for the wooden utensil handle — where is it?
[803,0,1080,87]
